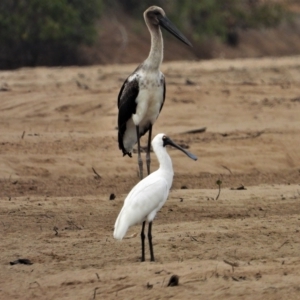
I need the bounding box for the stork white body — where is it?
[114,133,197,262]
[122,70,165,153]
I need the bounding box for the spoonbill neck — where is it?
[154,145,173,173]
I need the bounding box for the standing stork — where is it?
[114,133,197,262]
[118,6,192,179]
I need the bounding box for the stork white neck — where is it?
[144,24,163,70]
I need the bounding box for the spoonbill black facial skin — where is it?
[113,133,197,262]
[117,6,192,180]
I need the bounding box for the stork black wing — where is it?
[159,75,166,113]
[117,76,139,156]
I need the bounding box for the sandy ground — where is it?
[0,56,300,299]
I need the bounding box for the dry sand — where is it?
[0,56,300,299]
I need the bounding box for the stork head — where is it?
[144,6,192,47]
[152,133,197,161]
[144,6,166,26]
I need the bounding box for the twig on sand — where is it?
[231,185,247,190]
[67,220,81,230]
[191,236,198,242]
[155,269,168,274]
[21,131,26,139]
[181,127,206,134]
[278,240,289,250]
[93,287,99,299]
[221,165,232,174]
[223,259,239,272]
[216,179,222,200]
[92,167,101,179]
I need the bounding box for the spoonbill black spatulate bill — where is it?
[114,133,197,262]
[117,6,192,180]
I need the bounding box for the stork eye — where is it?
[162,136,166,140]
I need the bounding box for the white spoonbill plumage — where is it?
[117,6,192,180]
[114,133,197,262]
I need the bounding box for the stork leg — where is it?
[148,221,155,262]
[146,125,152,175]
[136,126,143,180]
[141,221,146,262]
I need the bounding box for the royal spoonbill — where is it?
[114,133,197,262]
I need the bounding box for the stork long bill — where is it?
[158,15,192,47]
[164,137,197,161]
